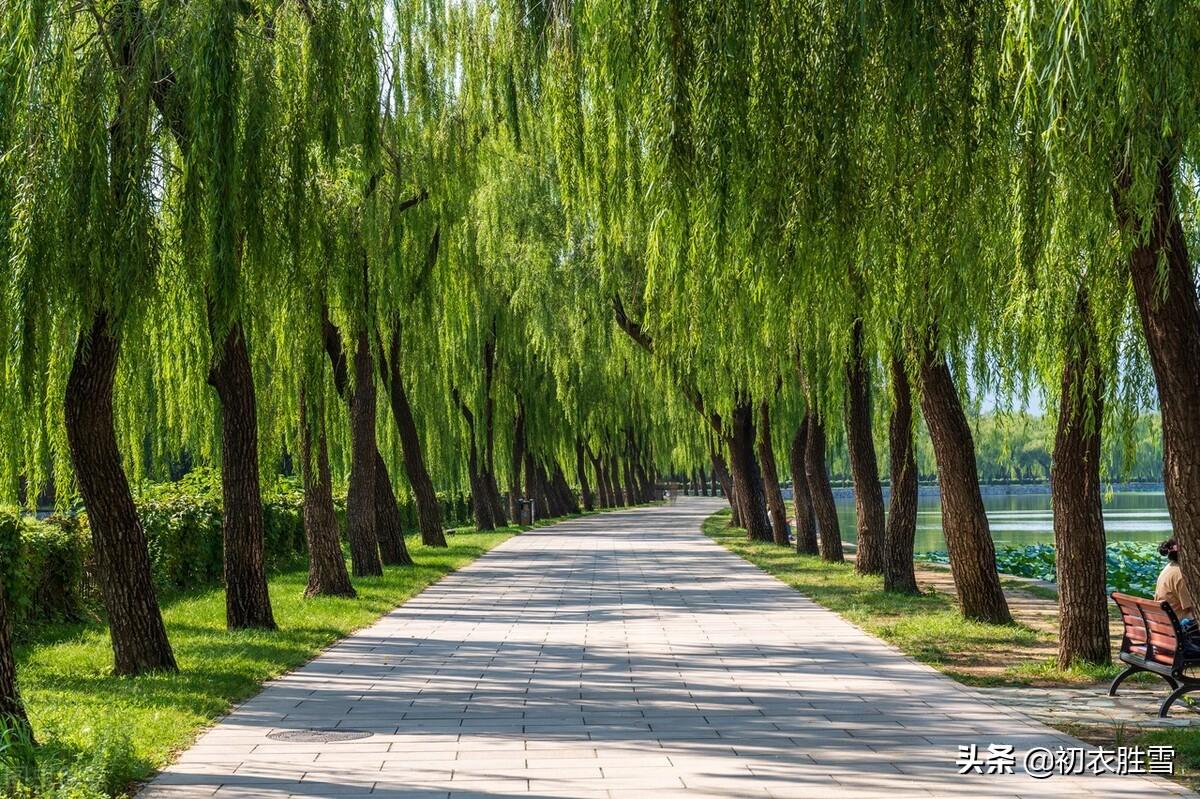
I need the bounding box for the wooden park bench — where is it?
[1110,591,1200,717]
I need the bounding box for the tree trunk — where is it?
[805,412,844,562]
[298,390,356,598]
[1052,295,1110,667]
[576,441,595,511]
[0,560,31,737]
[588,450,608,507]
[699,465,709,496]
[918,343,1011,624]
[509,408,525,522]
[481,331,508,526]
[374,455,413,566]
[525,452,544,518]
[1115,160,1200,604]
[455,391,495,531]
[609,454,626,506]
[65,311,177,674]
[553,464,580,514]
[789,416,820,555]
[725,401,774,543]
[622,457,638,508]
[543,463,563,515]
[634,455,653,503]
[208,321,277,630]
[711,449,734,508]
[605,455,620,506]
[346,329,382,577]
[757,401,791,546]
[322,310,408,564]
[384,329,446,547]
[884,355,919,594]
[845,320,885,575]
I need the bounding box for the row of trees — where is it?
[0,0,690,739]
[499,0,1196,669]
[678,411,1166,488]
[3,0,1198,740]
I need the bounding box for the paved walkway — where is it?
[144,499,1193,798]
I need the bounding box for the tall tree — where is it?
[298,389,356,598]
[919,344,1011,624]
[845,320,885,574]
[3,0,178,673]
[790,417,820,556]
[1051,294,1109,666]
[757,401,790,546]
[883,356,919,594]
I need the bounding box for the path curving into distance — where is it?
[143,498,1192,798]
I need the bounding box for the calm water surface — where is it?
[834,490,1171,553]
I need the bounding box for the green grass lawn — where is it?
[7,526,517,797]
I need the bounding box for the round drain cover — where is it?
[266,728,373,743]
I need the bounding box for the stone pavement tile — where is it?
[140,500,1197,799]
[139,788,219,799]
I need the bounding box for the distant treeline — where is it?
[819,412,1163,486]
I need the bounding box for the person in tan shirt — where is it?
[1156,538,1197,621]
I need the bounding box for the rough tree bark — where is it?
[346,329,383,577]
[383,327,446,547]
[373,457,413,566]
[918,343,1011,624]
[805,412,844,562]
[65,312,177,673]
[726,401,773,542]
[298,390,356,598]
[576,441,595,511]
[884,355,919,594]
[845,320,885,575]
[1052,294,1110,667]
[757,401,790,546]
[322,310,408,565]
[1114,159,1200,603]
[208,321,276,630]
[789,416,820,555]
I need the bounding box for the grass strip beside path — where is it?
[14,525,517,795]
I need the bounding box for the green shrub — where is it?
[0,512,87,633]
[5,469,308,638]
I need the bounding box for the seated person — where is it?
[1155,538,1200,658]
[1156,537,1196,622]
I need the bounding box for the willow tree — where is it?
[1008,0,1200,609]
[1,0,178,673]
[850,0,1014,624]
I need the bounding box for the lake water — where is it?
[832,490,1171,553]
